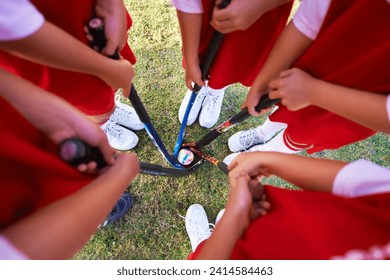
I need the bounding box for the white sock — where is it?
[207,85,229,95]
[250,129,300,154]
[255,118,287,141]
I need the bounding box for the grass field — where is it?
[76,0,390,260]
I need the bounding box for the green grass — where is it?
[76,0,389,260]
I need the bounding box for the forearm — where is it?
[195,210,245,259]
[251,22,312,91]
[310,80,390,134]
[196,174,257,260]
[0,68,89,140]
[177,10,202,67]
[255,0,292,15]
[96,0,125,11]
[0,21,121,82]
[1,154,139,260]
[258,152,347,192]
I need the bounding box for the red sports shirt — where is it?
[269,0,390,153]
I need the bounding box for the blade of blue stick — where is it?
[173,90,197,157]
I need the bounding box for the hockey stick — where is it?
[173,0,231,158]
[128,84,186,169]
[59,91,278,176]
[86,14,278,176]
[183,93,280,149]
[188,146,229,175]
[88,17,186,169]
[58,138,202,177]
[178,94,280,174]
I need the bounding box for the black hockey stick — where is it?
[58,138,202,177]
[183,93,280,149]
[173,0,231,157]
[88,17,186,169]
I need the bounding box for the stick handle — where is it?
[58,138,107,169]
[193,0,231,91]
[229,94,280,124]
[87,17,120,59]
[217,161,229,175]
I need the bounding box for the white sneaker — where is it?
[110,97,144,131]
[199,88,225,128]
[101,121,139,151]
[178,87,207,126]
[228,128,270,152]
[185,204,214,252]
[223,152,241,166]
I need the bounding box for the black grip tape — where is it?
[87,17,120,59]
[229,95,280,124]
[58,138,107,169]
[217,161,229,175]
[195,0,231,88]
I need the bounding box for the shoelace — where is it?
[113,106,134,121]
[179,214,214,241]
[203,94,221,113]
[104,124,124,141]
[194,90,207,102]
[239,128,264,150]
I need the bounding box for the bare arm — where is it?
[268,68,390,134]
[312,82,390,134]
[196,151,346,260]
[195,176,251,259]
[229,152,347,193]
[245,22,313,115]
[1,152,139,259]
[0,68,115,170]
[211,0,292,33]
[0,20,134,90]
[195,175,269,259]
[176,10,205,90]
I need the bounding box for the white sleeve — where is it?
[332,159,390,198]
[170,0,203,13]
[0,236,29,260]
[0,0,45,41]
[292,0,331,40]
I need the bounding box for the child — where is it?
[0,0,143,151]
[185,153,390,259]
[171,0,293,128]
[183,34,390,258]
[0,1,137,229]
[0,68,140,255]
[225,0,390,163]
[0,152,137,260]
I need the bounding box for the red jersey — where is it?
[194,0,293,89]
[269,0,390,153]
[191,185,390,259]
[0,98,95,229]
[0,0,136,116]
[0,0,136,228]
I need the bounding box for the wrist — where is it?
[253,151,277,176]
[250,80,268,94]
[223,206,249,236]
[308,78,327,108]
[184,54,199,68]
